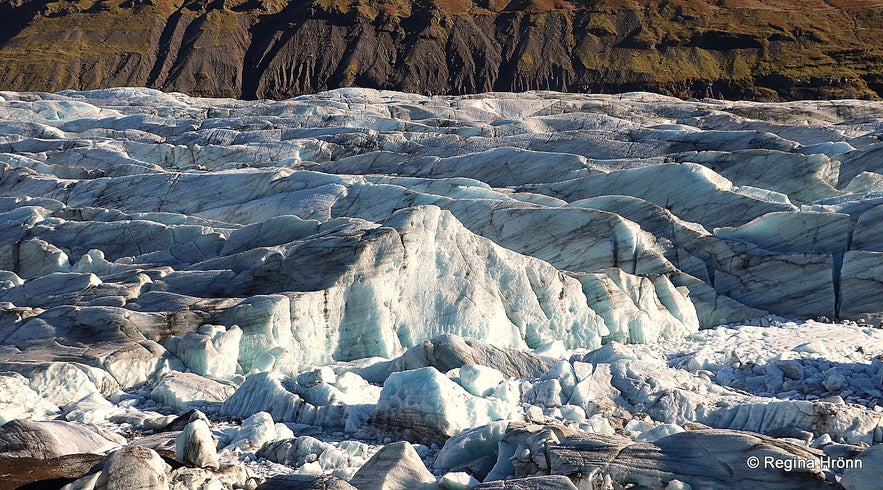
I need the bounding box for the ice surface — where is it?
[170,325,242,380]
[1,88,883,489]
[458,364,507,398]
[372,367,517,442]
[0,419,125,458]
[0,372,59,424]
[348,441,437,490]
[150,371,235,411]
[227,411,277,452]
[176,418,220,469]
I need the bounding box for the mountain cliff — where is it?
[0,0,882,100]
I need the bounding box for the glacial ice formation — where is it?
[1,88,883,488]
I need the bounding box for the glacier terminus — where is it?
[1,87,883,489]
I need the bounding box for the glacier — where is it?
[0,87,883,488]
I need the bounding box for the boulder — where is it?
[348,441,438,490]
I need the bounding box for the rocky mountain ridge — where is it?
[0,0,882,100]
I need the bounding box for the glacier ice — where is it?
[149,371,235,411]
[371,366,518,443]
[227,411,277,452]
[168,324,242,380]
[176,418,220,469]
[0,88,882,489]
[0,372,59,424]
[0,419,125,458]
[93,445,171,490]
[458,364,507,398]
[347,441,437,490]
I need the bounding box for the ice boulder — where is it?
[257,436,368,476]
[485,422,581,481]
[840,444,883,490]
[16,238,71,279]
[370,367,516,444]
[0,272,101,309]
[439,472,480,490]
[538,361,577,399]
[348,441,439,490]
[256,474,357,489]
[93,445,171,490]
[567,363,621,414]
[434,420,509,474]
[24,362,120,409]
[220,371,348,429]
[101,341,168,389]
[228,411,277,452]
[168,465,253,490]
[257,436,332,467]
[459,364,507,397]
[213,294,295,374]
[329,371,382,405]
[176,418,219,469]
[0,270,24,290]
[0,419,124,458]
[64,393,124,425]
[360,334,558,385]
[150,371,235,411]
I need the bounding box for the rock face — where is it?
[0,0,882,100]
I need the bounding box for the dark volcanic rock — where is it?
[0,0,881,100]
[0,453,103,490]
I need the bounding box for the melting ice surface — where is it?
[1,87,883,489]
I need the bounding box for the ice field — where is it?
[1,88,883,488]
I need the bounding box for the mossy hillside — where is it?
[0,6,160,92]
[0,0,881,99]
